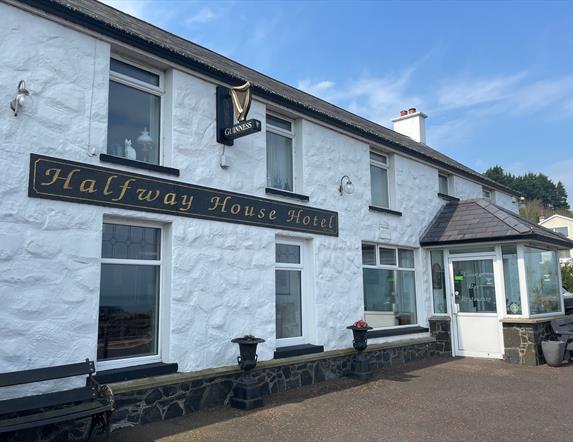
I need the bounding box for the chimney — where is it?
[392,108,428,144]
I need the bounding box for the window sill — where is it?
[265,187,309,201]
[93,362,178,384]
[367,326,429,339]
[273,344,324,359]
[100,153,180,176]
[437,193,460,202]
[368,205,402,216]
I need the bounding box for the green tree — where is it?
[561,264,573,293]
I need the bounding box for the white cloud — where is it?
[512,76,573,114]
[297,80,335,97]
[437,72,526,110]
[186,8,217,25]
[99,0,146,18]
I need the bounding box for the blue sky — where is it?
[103,0,573,202]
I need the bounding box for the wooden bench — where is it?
[551,317,573,359]
[0,359,114,441]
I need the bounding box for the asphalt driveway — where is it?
[100,357,573,441]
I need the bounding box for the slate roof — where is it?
[420,199,573,248]
[14,0,519,196]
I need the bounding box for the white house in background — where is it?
[539,214,573,263]
[1,0,571,394]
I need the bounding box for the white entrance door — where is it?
[449,257,504,358]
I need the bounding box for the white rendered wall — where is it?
[0,3,518,381]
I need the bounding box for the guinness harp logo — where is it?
[230,81,252,122]
[216,81,261,146]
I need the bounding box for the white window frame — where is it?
[275,238,313,347]
[551,226,569,237]
[266,112,297,193]
[362,243,418,330]
[108,55,166,166]
[369,150,391,209]
[438,173,450,196]
[482,187,495,201]
[429,249,449,315]
[96,217,170,371]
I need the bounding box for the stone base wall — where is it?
[503,321,556,365]
[429,317,452,355]
[4,336,451,441]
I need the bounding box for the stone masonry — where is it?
[502,320,556,365]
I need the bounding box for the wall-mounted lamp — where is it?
[339,175,354,195]
[10,80,29,116]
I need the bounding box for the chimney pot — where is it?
[408,107,416,114]
[400,110,408,116]
[392,109,428,144]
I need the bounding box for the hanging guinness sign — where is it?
[217,81,261,146]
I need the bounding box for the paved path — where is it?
[101,358,573,441]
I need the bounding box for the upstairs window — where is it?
[267,114,294,192]
[552,226,569,237]
[370,151,390,208]
[438,173,449,195]
[482,187,494,201]
[107,58,163,165]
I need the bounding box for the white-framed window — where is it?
[275,240,305,345]
[97,221,164,368]
[438,173,450,195]
[361,243,417,329]
[552,226,569,237]
[430,250,447,314]
[482,187,494,201]
[107,57,164,165]
[370,150,390,208]
[267,114,295,192]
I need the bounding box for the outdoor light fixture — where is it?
[339,175,354,195]
[10,80,29,116]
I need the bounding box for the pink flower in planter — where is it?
[353,319,369,329]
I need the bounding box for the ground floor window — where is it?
[97,222,161,362]
[524,247,561,315]
[502,246,522,315]
[430,250,447,314]
[275,241,303,340]
[362,244,417,328]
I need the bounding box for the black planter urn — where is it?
[230,336,265,410]
[346,326,373,380]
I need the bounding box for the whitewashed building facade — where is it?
[1,0,571,407]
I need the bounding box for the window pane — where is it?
[398,249,414,268]
[453,259,497,313]
[102,223,160,260]
[110,59,160,86]
[276,243,300,264]
[275,270,302,339]
[363,268,395,312]
[370,165,389,208]
[525,247,561,315]
[502,246,521,315]
[267,131,293,191]
[107,81,161,165]
[379,247,396,266]
[553,226,569,237]
[439,174,449,195]
[449,246,495,254]
[362,244,376,266]
[267,114,292,132]
[396,270,417,325]
[370,152,387,165]
[97,264,159,361]
[559,249,571,259]
[482,188,492,199]
[431,251,447,314]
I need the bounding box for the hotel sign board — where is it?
[28,154,338,237]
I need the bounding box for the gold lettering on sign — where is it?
[209,196,231,213]
[164,193,177,206]
[320,218,327,228]
[179,194,194,212]
[79,179,97,194]
[136,189,160,202]
[269,209,277,220]
[111,178,135,202]
[258,208,266,219]
[230,203,241,215]
[41,168,80,189]
[244,206,255,217]
[286,209,303,224]
[329,215,336,229]
[103,175,118,196]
